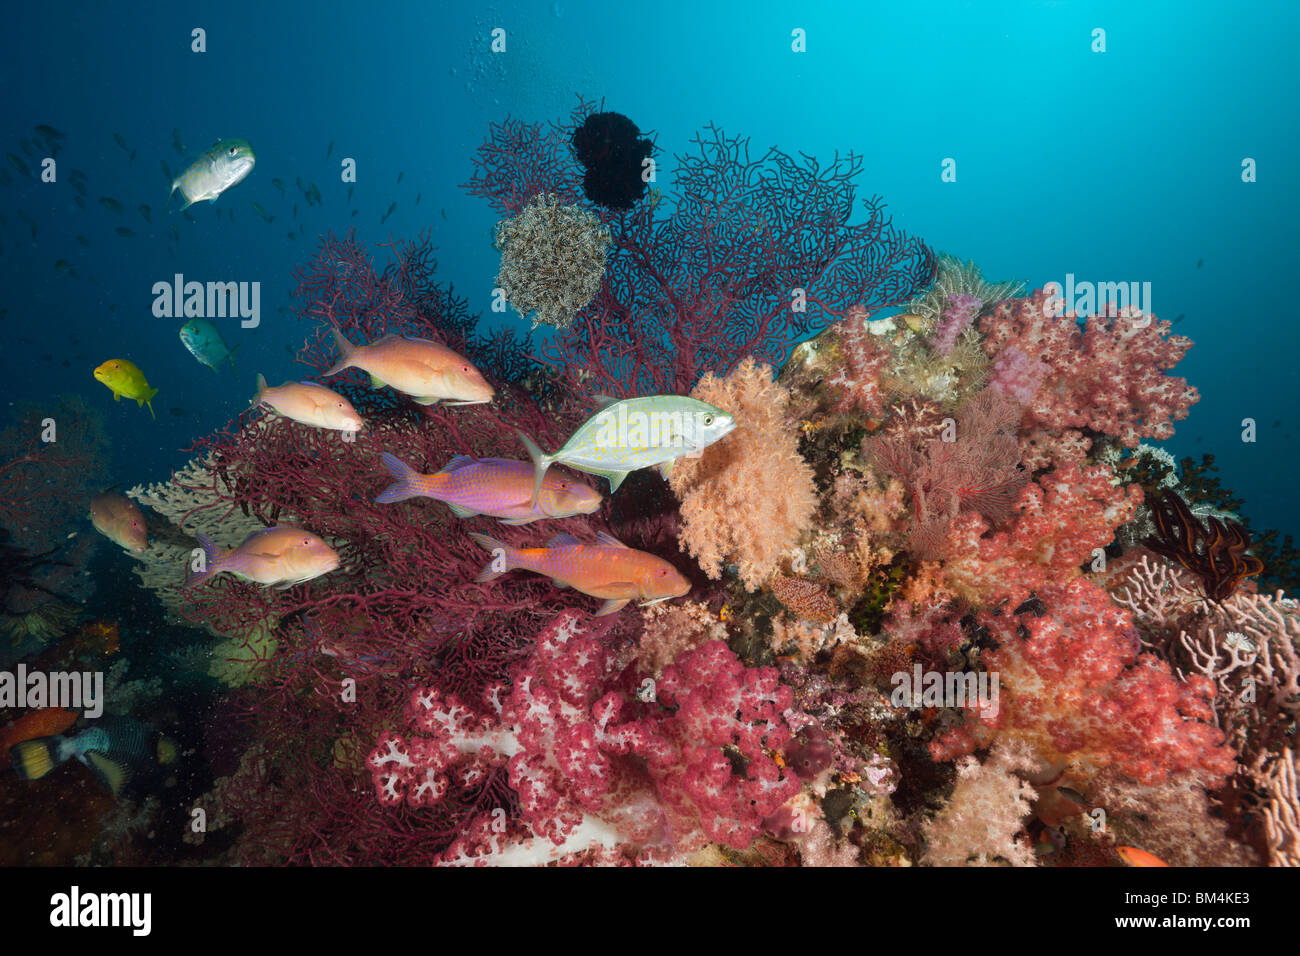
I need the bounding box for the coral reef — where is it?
[120,107,1291,868]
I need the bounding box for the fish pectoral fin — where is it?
[658,459,674,479]
[369,374,387,389]
[446,503,477,519]
[497,517,536,525]
[112,390,121,402]
[639,596,674,607]
[550,579,571,588]
[595,598,631,616]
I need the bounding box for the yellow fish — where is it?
[93,359,158,419]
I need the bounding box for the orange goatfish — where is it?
[1117,846,1169,867]
[324,328,494,406]
[89,491,148,553]
[187,526,340,588]
[0,708,77,771]
[377,452,601,523]
[470,531,690,615]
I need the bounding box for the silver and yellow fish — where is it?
[169,138,255,210]
[517,394,736,501]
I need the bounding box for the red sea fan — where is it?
[467,100,935,396]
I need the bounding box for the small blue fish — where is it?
[179,317,239,376]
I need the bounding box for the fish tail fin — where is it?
[10,736,62,781]
[227,345,240,379]
[324,327,355,377]
[186,533,225,587]
[375,452,424,504]
[515,430,553,509]
[253,373,268,406]
[468,532,513,583]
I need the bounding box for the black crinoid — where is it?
[1145,490,1264,603]
[571,110,654,210]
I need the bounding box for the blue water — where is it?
[3,0,1297,541]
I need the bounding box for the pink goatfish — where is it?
[324,328,494,406]
[376,453,601,523]
[188,526,340,588]
[469,531,690,615]
[254,374,364,432]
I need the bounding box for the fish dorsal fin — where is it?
[592,394,619,412]
[545,533,580,548]
[440,455,477,473]
[595,532,628,548]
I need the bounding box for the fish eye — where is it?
[228,146,238,157]
[703,415,713,426]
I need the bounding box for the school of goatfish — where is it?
[88,312,739,611]
[6,124,742,623]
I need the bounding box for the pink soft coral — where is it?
[980,289,1198,469]
[368,610,802,863]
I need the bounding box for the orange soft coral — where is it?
[670,358,817,590]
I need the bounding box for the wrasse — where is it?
[324,328,494,406]
[188,526,340,589]
[376,452,600,523]
[470,531,690,616]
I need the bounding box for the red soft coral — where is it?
[980,290,1198,469]
[931,579,1237,788]
[940,463,1143,608]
